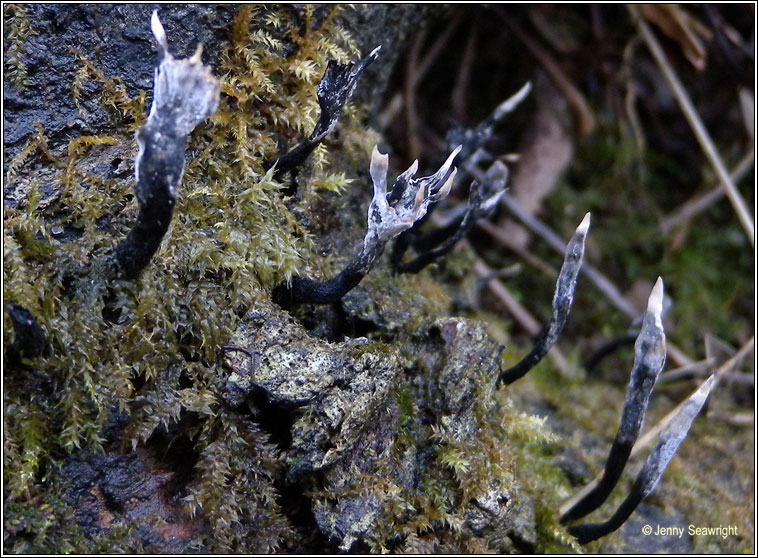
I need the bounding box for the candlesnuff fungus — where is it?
[273,144,461,307]
[391,83,531,273]
[566,375,715,544]
[584,291,672,373]
[392,160,509,273]
[266,46,382,185]
[446,81,532,163]
[112,11,220,279]
[498,212,591,385]
[561,278,667,523]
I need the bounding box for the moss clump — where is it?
[3,5,381,553]
[3,3,36,92]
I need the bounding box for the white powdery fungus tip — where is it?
[647,277,664,320]
[576,212,591,236]
[695,374,716,402]
[494,81,533,119]
[442,145,463,171]
[436,167,457,200]
[190,44,203,64]
[369,146,389,193]
[151,10,169,54]
[413,181,427,209]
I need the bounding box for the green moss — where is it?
[4,496,85,554]
[3,4,36,92]
[2,5,380,552]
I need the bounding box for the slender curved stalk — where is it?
[561,279,666,523]
[273,145,460,307]
[268,46,381,184]
[498,213,590,385]
[567,376,714,544]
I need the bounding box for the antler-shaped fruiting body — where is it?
[272,145,460,307]
[561,278,666,523]
[567,375,714,544]
[113,11,220,279]
[498,213,591,385]
[393,161,509,273]
[268,46,381,183]
[391,83,530,274]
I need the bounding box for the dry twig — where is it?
[630,5,755,246]
[495,7,596,135]
[658,150,755,235]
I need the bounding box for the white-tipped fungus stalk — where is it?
[391,83,531,274]
[113,11,220,279]
[567,375,714,544]
[273,145,460,307]
[268,46,381,185]
[369,145,461,244]
[393,160,509,273]
[584,278,672,373]
[561,278,667,523]
[446,82,532,164]
[499,212,591,385]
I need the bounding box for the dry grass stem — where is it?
[630,5,755,246]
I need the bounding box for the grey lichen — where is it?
[302,318,537,552]
[222,301,401,480]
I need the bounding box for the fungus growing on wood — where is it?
[560,278,667,523]
[566,375,715,544]
[498,212,591,385]
[266,46,381,185]
[391,83,531,274]
[446,81,532,163]
[273,144,461,307]
[112,11,220,279]
[393,161,509,273]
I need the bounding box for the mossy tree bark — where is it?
[6,5,539,554]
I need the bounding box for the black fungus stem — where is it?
[567,478,646,545]
[267,46,380,185]
[273,145,461,308]
[110,12,219,279]
[568,376,714,544]
[583,332,638,373]
[393,161,509,274]
[499,213,590,385]
[394,211,474,274]
[273,238,382,308]
[561,278,666,523]
[7,302,47,359]
[113,128,185,279]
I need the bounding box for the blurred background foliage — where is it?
[381,3,753,367]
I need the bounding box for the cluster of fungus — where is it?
[3,7,715,553]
